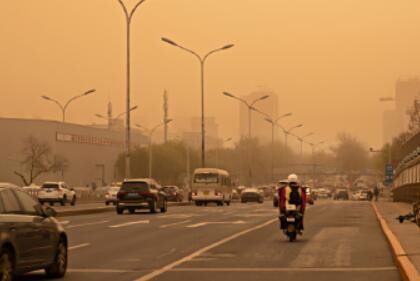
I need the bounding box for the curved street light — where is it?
[162,37,234,168]
[136,119,173,178]
[297,131,315,156]
[116,0,148,178]
[41,89,96,122]
[95,105,138,128]
[222,91,269,138]
[283,124,303,146]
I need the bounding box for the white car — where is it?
[105,184,121,205]
[38,181,77,206]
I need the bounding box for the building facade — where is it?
[0,118,147,187]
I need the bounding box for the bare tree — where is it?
[407,99,420,134]
[14,136,68,186]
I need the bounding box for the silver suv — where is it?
[38,182,76,206]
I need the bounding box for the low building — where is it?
[0,118,147,187]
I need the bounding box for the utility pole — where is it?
[163,90,169,143]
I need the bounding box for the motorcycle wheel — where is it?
[288,232,297,242]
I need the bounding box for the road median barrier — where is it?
[56,201,192,217]
[371,202,420,281]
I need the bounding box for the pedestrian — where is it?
[373,185,379,202]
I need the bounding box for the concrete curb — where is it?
[57,201,192,217]
[371,202,420,281]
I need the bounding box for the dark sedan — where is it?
[241,188,264,204]
[0,183,68,281]
[116,178,168,214]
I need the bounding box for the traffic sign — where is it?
[384,163,393,185]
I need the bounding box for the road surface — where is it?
[19,200,401,281]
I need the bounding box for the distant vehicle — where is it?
[162,186,184,202]
[0,183,68,280]
[38,182,76,206]
[116,179,168,214]
[358,190,369,201]
[231,189,240,201]
[315,188,330,199]
[273,179,288,207]
[303,185,315,205]
[241,188,264,204]
[334,189,349,200]
[105,184,121,205]
[191,168,233,206]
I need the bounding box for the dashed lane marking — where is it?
[186,220,245,228]
[109,220,150,228]
[67,220,109,229]
[68,243,91,251]
[133,218,277,281]
[160,220,191,229]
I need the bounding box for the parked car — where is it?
[38,182,76,206]
[273,180,288,207]
[0,183,68,280]
[358,190,369,201]
[334,189,349,200]
[105,184,121,205]
[162,186,184,202]
[241,188,264,204]
[116,179,168,214]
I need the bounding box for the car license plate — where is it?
[287,217,295,222]
[203,191,209,195]
[127,193,139,198]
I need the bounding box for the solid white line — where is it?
[109,220,150,228]
[134,218,277,281]
[68,243,91,251]
[67,220,109,229]
[59,220,70,225]
[170,267,398,272]
[160,220,191,229]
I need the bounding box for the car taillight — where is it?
[215,192,222,196]
[192,192,197,196]
[117,191,126,199]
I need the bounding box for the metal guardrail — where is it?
[22,187,107,202]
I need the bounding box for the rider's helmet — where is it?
[287,174,299,184]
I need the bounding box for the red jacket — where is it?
[279,185,307,214]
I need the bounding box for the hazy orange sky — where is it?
[1,0,420,151]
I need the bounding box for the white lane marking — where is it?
[109,220,150,228]
[186,220,245,228]
[160,220,191,229]
[159,214,195,219]
[134,218,277,281]
[170,267,398,272]
[67,220,109,229]
[59,220,70,225]
[69,243,90,251]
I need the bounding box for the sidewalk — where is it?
[374,201,420,280]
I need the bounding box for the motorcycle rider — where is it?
[279,174,307,233]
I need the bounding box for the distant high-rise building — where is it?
[182,116,221,150]
[239,89,278,144]
[382,78,420,143]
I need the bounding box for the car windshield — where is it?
[41,184,59,189]
[194,173,218,184]
[120,182,149,192]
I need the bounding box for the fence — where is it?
[393,132,420,203]
[23,186,107,202]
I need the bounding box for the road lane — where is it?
[18,200,401,281]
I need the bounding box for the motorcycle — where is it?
[280,203,303,242]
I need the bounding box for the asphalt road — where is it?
[18,200,401,281]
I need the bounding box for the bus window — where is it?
[194,173,219,184]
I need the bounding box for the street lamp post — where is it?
[297,132,315,157]
[262,113,293,181]
[308,141,325,156]
[95,105,138,129]
[41,89,96,122]
[136,119,173,178]
[162,37,234,168]
[222,92,270,138]
[283,124,303,147]
[116,0,148,179]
